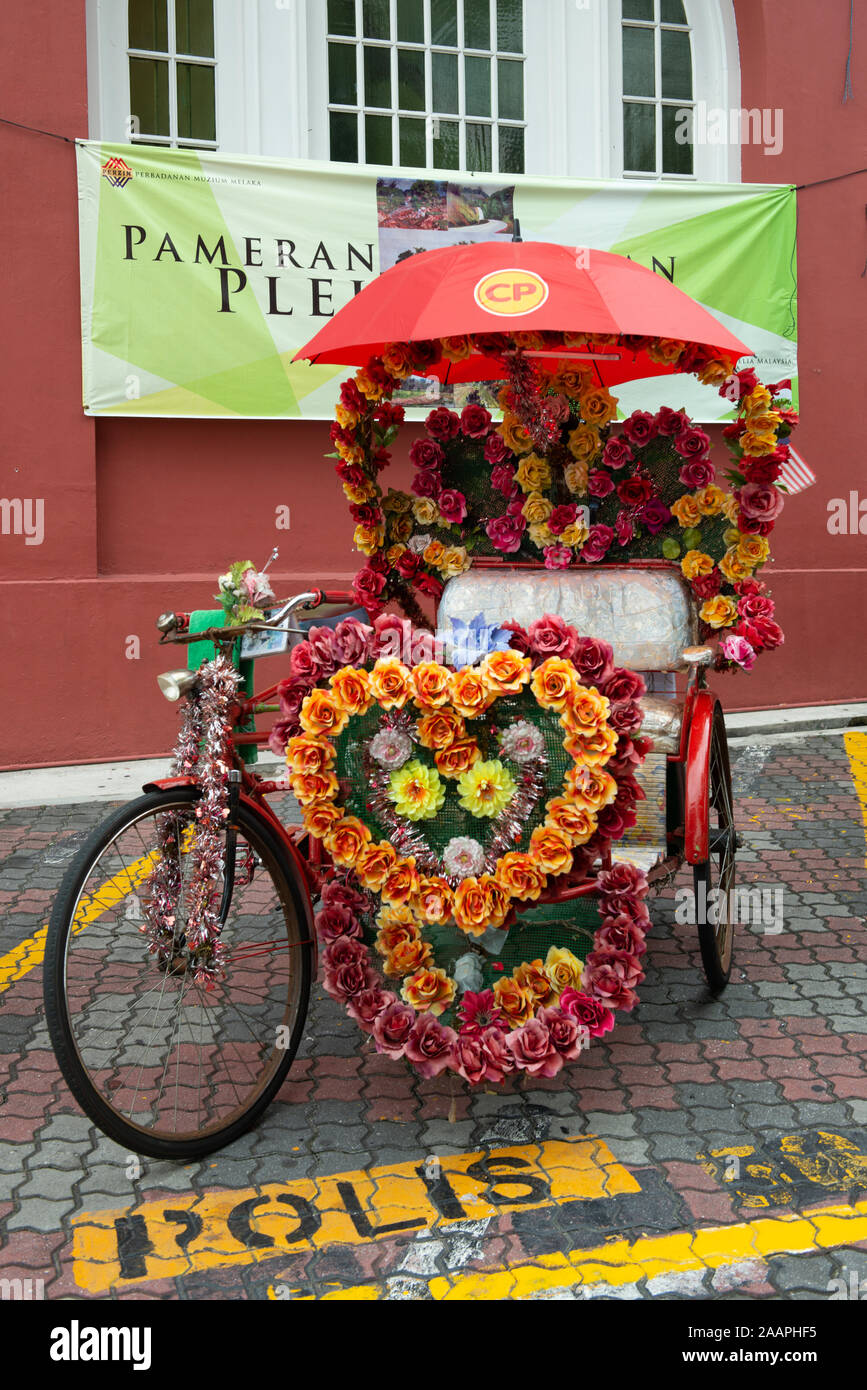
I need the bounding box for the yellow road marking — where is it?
[287,1195,867,1300]
[72,1137,639,1294]
[843,730,867,868]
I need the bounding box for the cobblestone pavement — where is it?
[1,731,866,1302]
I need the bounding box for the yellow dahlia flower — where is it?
[457,760,516,819]
[388,760,446,822]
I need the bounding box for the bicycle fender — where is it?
[684,690,720,865]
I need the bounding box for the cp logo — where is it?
[474,268,549,316]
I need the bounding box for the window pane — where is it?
[129,56,170,134]
[623,101,655,171]
[177,62,215,140]
[329,43,357,104]
[467,122,492,171]
[433,119,460,168]
[466,56,491,116]
[397,48,425,110]
[175,0,214,56]
[330,109,358,161]
[661,29,692,99]
[497,0,523,53]
[622,26,655,97]
[364,45,392,106]
[662,104,693,173]
[363,0,390,40]
[622,0,654,18]
[498,59,523,119]
[432,51,459,112]
[661,0,688,22]
[431,0,458,46]
[400,117,426,166]
[499,124,524,174]
[365,113,393,163]
[328,0,356,37]
[464,0,491,50]
[397,0,424,43]
[129,0,168,52]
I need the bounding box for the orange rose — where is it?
[434,738,481,779]
[401,967,456,1016]
[330,666,372,717]
[681,550,715,581]
[564,724,618,766]
[392,514,413,542]
[695,485,726,517]
[700,595,739,629]
[302,801,343,840]
[324,816,372,867]
[381,857,420,907]
[498,415,533,456]
[285,736,335,776]
[495,852,547,902]
[551,363,594,398]
[647,338,686,365]
[300,688,350,738]
[449,668,496,719]
[411,662,453,710]
[375,919,419,958]
[531,657,578,711]
[719,548,753,584]
[492,977,536,1029]
[528,825,574,876]
[355,840,398,890]
[670,495,703,529]
[567,424,602,463]
[441,334,472,362]
[335,403,360,430]
[343,479,378,505]
[480,650,532,696]
[289,770,339,806]
[417,709,466,750]
[564,685,610,732]
[561,765,618,812]
[384,937,433,979]
[544,798,598,845]
[453,875,509,936]
[422,539,446,566]
[579,387,618,427]
[513,959,556,1007]
[412,877,454,926]
[697,358,734,387]
[382,342,414,379]
[386,544,407,567]
[369,658,413,710]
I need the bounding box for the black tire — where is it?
[44,787,313,1159]
[694,706,737,995]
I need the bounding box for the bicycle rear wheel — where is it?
[44,787,313,1159]
[694,707,737,996]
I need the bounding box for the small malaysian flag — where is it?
[778,447,816,495]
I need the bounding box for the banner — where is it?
[77,142,797,422]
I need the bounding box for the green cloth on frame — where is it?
[187,610,258,766]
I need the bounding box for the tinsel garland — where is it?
[141,655,241,990]
[361,708,548,883]
[499,349,562,453]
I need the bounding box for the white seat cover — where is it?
[440,566,698,672]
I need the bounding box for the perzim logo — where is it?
[101,156,133,189]
[474,269,549,317]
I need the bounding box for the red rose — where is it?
[460,403,493,439]
[501,620,532,655]
[602,662,647,699]
[656,407,688,436]
[373,1002,416,1058]
[678,459,716,490]
[622,411,657,447]
[691,571,723,600]
[416,573,443,599]
[321,880,368,913]
[426,407,462,441]
[675,426,711,460]
[413,469,442,499]
[485,432,511,465]
[353,566,387,611]
[581,524,615,563]
[324,959,378,1002]
[548,504,578,535]
[375,402,405,429]
[737,594,775,622]
[558,989,615,1038]
[528,614,579,661]
[737,482,786,524]
[411,339,443,371]
[573,636,614,685]
[409,438,445,471]
[617,475,655,508]
[395,551,421,580]
[347,987,397,1032]
[602,438,634,471]
[744,458,783,484]
[437,489,468,524]
[589,470,615,498]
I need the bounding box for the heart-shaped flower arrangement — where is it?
[285,640,654,1082]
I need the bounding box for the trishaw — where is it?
[43,242,793,1158]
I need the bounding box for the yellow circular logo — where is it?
[474,268,550,317]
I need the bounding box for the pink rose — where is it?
[600,860,649,896]
[452,1033,489,1085]
[573,636,614,685]
[315,906,363,943]
[528,614,579,661]
[544,544,573,570]
[460,403,493,439]
[678,459,716,491]
[323,937,368,973]
[580,524,614,564]
[486,513,526,553]
[675,426,712,460]
[558,989,615,1038]
[332,617,374,666]
[601,668,646,702]
[306,627,338,678]
[478,1026,515,1083]
[324,959,378,1002]
[615,512,634,547]
[320,880,368,913]
[720,634,757,670]
[608,699,644,735]
[373,1001,416,1058]
[289,641,322,682]
[409,438,445,471]
[491,465,519,498]
[536,1006,587,1060]
[737,594,775,622]
[655,407,688,437]
[588,470,615,498]
[373,613,413,658]
[404,1014,458,1079]
[485,432,511,466]
[583,949,646,1012]
[426,407,462,441]
[596,915,648,955]
[505,1019,564,1079]
[268,717,299,756]
[347,987,398,1032]
[622,411,657,447]
[737,482,786,524]
[437,489,468,524]
[602,438,634,471]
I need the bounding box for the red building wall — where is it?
[1,0,865,769]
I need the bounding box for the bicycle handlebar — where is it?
[157,587,358,645]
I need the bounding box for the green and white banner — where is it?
[77,141,797,422]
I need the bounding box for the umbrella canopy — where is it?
[294,240,753,385]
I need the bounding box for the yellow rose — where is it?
[324,816,372,867]
[416,708,466,749]
[560,521,589,548]
[550,363,594,398]
[422,538,446,566]
[369,658,413,709]
[563,724,618,767]
[353,522,385,554]
[401,967,456,1016]
[492,977,536,1029]
[289,770,339,806]
[700,595,739,629]
[737,534,770,567]
[335,404,359,430]
[567,424,602,464]
[413,497,440,526]
[337,443,365,466]
[383,489,413,514]
[522,492,554,525]
[741,431,777,458]
[743,385,772,418]
[719,548,753,584]
[285,736,335,776]
[384,937,433,979]
[515,453,552,493]
[412,877,454,926]
[564,460,589,495]
[513,959,556,1007]
[694,485,726,516]
[300,689,350,738]
[434,738,481,779]
[748,411,783,436]
[722,493,741,523]
[670,495,703,529]
[449,667,496,719]
[544,945,584,995]
[439,546,471,579]
[529,522,555,548]
[498,415,533,456]
[355,368,385,402]
[698,358,734,387]
[681,550,715,581]
[386,544,407,567]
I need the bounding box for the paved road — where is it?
[1,731,866,1302]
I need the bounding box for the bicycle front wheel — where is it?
[44,787,313,1159]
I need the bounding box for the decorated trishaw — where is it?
[44,242,795,1158]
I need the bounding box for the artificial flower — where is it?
[499,720,546,763]
[443,836,485,878]
[457,760,516,819]
[388,760,446,821]
[401,967,457,1016]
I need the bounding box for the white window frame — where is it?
[609,0,742,182]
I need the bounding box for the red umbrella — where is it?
[294,240,753,386]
